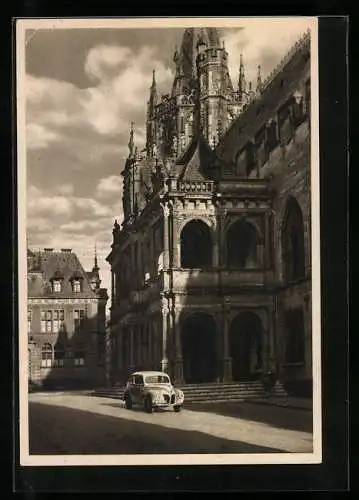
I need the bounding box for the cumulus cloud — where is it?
[26,123,61,149]
[81,44,173,136]
[96,175,123,199]
[27,184,114,221]
[55,183,74,196]
[85,45,132,82]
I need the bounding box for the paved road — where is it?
[28,393,313,455]
[185,401,313,433]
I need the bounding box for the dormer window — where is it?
[72,280,81,293]
[51,268,64,292]
[53,280,62,293]
[70,272,83,292]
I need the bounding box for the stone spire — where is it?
[149,69,157,108]
[238,53,247,100]
[128,121,135,158]
[93,243,99,272]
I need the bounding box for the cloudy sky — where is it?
[24,18,312,298]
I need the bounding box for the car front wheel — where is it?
[173,405,181,413]
[144,396,153,414]
[124,394,132,410]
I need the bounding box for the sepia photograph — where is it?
[16,16,321,466]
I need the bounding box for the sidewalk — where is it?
[249,396,312,411]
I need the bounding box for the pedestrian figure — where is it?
[262,370,272,397]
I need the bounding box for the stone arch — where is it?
[180,311,219,383]
[226,218,262,269]
[229,311,264,381]
[281,196,305,282]
[180,218,213,268]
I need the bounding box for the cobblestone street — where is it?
[28,392,313,455]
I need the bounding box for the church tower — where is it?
[195,28,234,146]
[144,27,243,162]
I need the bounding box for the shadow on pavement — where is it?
[29,401,283,455]
[184,401,313,433]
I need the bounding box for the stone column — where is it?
[173,305,183,384]
[267,303,277,373]
[162,202,170,270]
[160,298,169,373]
[222,302,232,382]
[264,211,271,269]
[213,229,220,268]
[137,239,143,286]
[172,213,180,268]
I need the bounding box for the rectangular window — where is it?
[59,309,64,331]
[292,95,306,128]
[41,310,46,333]
[41,344,53,368]
[41,357,52,368]
[27,310,32,333]
[74,343,85,367]
[266,120,279,153]
[284,308,305,363]
[74,310,85,331]
[53,280,61,292]
[73,280,81,292]
[46,310,52,332]
[53,310,59,333]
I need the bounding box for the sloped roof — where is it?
[27,250,98,299]
[175,136,216,181]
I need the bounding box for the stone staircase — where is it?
[93,380,287,404]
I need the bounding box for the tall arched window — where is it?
[41,343,53,368]
[180,219,212,268]
[226,219,260,269]
[282,197,305,282]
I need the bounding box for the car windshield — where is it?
[144,375,170,384]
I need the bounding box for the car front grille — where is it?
[171,394,175,404]
[163,394,170,404]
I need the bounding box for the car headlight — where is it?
[176,390,184,399]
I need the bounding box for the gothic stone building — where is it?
[107,28,312,395]
[27,247,108,389]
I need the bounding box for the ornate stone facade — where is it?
[107,28,312,395]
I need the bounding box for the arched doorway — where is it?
[282,197,305,282]
[181,313,218,384]
[226,219,261,268]
[230,312,264,381]
[180,219,212,268]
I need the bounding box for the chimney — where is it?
[44,248,54,252]
[61,248,72,252]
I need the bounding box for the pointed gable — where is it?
[175,135,216,181]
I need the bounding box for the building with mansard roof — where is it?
[27,247,108,389]
[107,27,312,396]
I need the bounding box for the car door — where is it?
[131,374,144,403]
